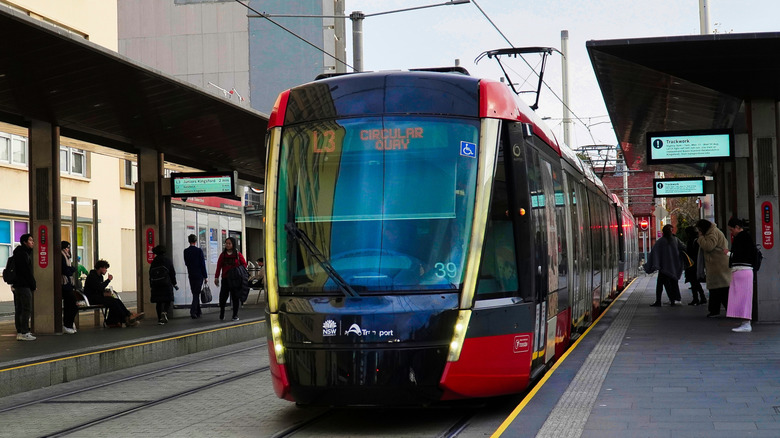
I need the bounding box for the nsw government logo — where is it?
[322,319,338,337]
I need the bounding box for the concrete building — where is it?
[116,0,343,291]
[0,1,342,305]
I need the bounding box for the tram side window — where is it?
[476,165,518,297]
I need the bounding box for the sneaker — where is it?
[18,333,36,341]
[649,302,662,307]
[63,327,77,334]
[706,312,720,318]
[158,320,166,325]
[16,333,24,340]
[232,317,240,321]
[688,300,699,306]
[161,312,168,324]
[732,322,752,333]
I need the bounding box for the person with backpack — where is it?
[11,234,36,341]
[726,217,758,333]
[214,237,247,321]
[149,245,178,325]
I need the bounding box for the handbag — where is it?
[680,250,694,269]
[200,282,213,304]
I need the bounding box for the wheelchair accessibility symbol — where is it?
[460,141,477,158]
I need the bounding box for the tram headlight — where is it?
[270,313,285,364]
[447,309,472,362]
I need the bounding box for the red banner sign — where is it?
[146,228,155,264]
[38,225,48,268]
[762,201,774,249]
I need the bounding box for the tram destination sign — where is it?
[171,171,239,198]
[653,177,706,198]
[646,129,734,164]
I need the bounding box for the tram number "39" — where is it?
[434,262,458,279]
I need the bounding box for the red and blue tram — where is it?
[263,68,638,405]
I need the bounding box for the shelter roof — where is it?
[0,5,268,184]
[588,32,780,175]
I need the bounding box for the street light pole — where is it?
[350,11,365,72]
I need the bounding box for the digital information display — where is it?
[653,178,706,197]
[171,171,238,198]
[646,129,733,164]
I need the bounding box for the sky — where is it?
[343,0,780,152]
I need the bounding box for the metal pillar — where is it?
[750,100,779,321]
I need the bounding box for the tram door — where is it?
[524,145,559,368]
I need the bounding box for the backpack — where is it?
[2,256,15,285]
[149,264,171,289]
[754,245,763,272]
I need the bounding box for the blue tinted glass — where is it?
[278,116,479,293]
[0,220,10,244]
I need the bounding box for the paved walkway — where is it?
[500,274,780,438]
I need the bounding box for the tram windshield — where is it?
[275,116,480,294]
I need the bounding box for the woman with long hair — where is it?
[726,217,757,332]
[644,224,683,306]
[214,237,247,321]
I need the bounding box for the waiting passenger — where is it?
[695,219,732,317]
[183,234,208,319]
[725,217,757,332]
[149,245,178,325]
[644,224,683,306]
[214,237,247,321]
[61,241,78,334]
[684,227,707,306]
[249,258,265,290]
[84,259,141,327]
[11,234,36,341]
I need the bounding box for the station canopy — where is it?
[0,6,269,184]
[588,32,780,175]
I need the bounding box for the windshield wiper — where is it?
[285,222,360,298]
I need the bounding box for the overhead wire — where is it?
[233,0,354,72]
[470,0,603,146]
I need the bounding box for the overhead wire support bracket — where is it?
[475,47,561,111]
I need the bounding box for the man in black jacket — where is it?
[84,259,141,327]
[12,234,36,341]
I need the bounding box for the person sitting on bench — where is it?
[84,259,141,327]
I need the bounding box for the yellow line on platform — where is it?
[0,320,264,373]
[491,279,637,438]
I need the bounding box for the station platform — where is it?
[0,290,267,398]
[497,274,780,438]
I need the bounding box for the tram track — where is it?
[436,411,476,438]
[269,401,486,438]
[0,343,265,415]
[44,366,268,437]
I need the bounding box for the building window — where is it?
[0,219,29,275]
[0,133,28,166]
[60,146,87,177]
[123,160,138,187]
